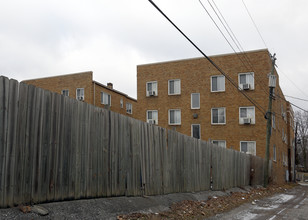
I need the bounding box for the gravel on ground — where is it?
[117,183,297,220]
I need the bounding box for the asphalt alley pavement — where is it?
[0,187,245,220]
[207,183,308,220]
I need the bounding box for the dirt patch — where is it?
[117,183,297,220]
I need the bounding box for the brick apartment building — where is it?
[136,49,295,183]
[23,71,137,117]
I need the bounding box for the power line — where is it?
[148,0,267,115]
[289,102,308,113]
[242,0,268,48]
[200,0,272,98]
[285,95,308,102]
[198,0,237,55]
[277,66,308,99]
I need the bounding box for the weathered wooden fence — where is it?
[0,76,268,208]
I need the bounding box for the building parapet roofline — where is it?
[137,48,269,67]
[93,80,137,102]
[22,71,93,82]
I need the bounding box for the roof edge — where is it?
[94,80,137,102]
[22,71,93,82]
[137,48,269,67]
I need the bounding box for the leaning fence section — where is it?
[0,76,268,208]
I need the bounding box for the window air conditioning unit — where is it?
[148,119,156,124]
[78,96,84,101]
[149,91,156,96]
[243,118,251,124]
[127,109,132,114]
[242,84,250,90]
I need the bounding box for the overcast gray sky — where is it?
[1,0,308,111]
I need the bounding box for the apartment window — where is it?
[120,98,123,108]
[147,110,158,125]
[273,145,276,161]
[191,124,201,139]
[191,93,200,109]
[239,107,255,124]
[146,81,158,96]
[76,88,84,101]
[272,113,276,129]
[212,140,226,148]
[126,102,132,114]
[169,109,181,125]
[168,79,181,95]
[282,153,288,166]
[282,128,285,141]
[281,104,287,121]
[240,141,256,156]
[211,107,226,124]
[211,75,225,92]
[61,89,69,97]
[101,92,111,106]
[238,72,254,90]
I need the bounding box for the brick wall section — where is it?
[23,71,137,118]
[136,49,294,184]
[93,81,137,117]
[23,71,94,104]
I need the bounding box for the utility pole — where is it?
[294,122,298,182]
[264,53,277,187]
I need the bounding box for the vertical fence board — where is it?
[41,90,52,203]
[0,76,9,208]
[4,79,19,207]
[14,82,28,205]
[30,86,43,204]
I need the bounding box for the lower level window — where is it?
[240,141,256,155]
[191,124,200,139]
[126,102,132,114]
[76,88,84,101]
[101,92,111,106]
[147,110,158,124]
[61,89,69,97]
[212,140,226,148]
[273,144,276,161]
[211,107,226,124]
[169,109,181,125]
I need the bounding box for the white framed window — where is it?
[61,89,69,97]
[168,79,181,95]
[239,107,255,124]
[211,75,225,92]
[191,93,200,109]
[238,72,254,90]
[147,110,158,125]
[76,88,84,101]
[281,104,287,122]
[211,107,226,124]
[168,109,181,125]
[240,141,256,156]
[212,140,226,148]
[191,124,201,139]
[101,92,111,106]
[273,144,276,161]
[282,128,285,141]
[282,153,288,166]
[146,81,158,96]
[120,98,123,108]
[126,102,132,114]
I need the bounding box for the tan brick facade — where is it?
[136,49,294,184]
[23,71,137,118]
